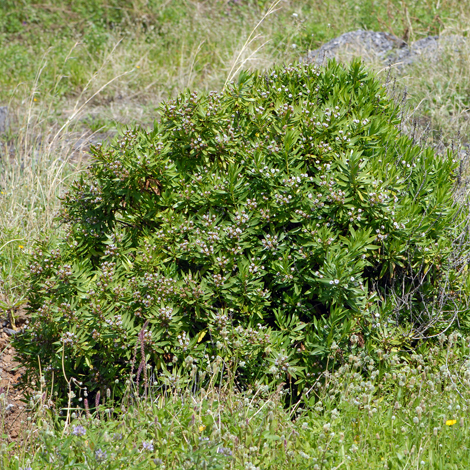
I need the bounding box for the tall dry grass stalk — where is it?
[0,43,134,302]
[224,0,283,88]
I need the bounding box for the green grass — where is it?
[4,336,470,469]
[1,0,469,143]
[0,0,469,108]
[2,1,470,468]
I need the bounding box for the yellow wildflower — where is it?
[446,419,457,426]
[199,425,206,432]
[19,245,24,249]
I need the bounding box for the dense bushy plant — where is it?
[15,60,470,401]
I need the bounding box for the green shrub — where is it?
[15,60,470,402]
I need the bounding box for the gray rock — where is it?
[4,327,19,336]
[304,30,407,65]
[387,35,466,66]
[0,106,7,134]
[304,30,466,68]
[387,36,439,66]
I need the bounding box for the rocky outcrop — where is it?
[304,29,466,67]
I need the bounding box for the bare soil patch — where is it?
[0,307,29,441]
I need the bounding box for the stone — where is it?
[304,30,407,65]
[4,328,18,336]
[304,29,466,69]
[0,106,8,134]
[387,34,466,67]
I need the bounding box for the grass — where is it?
[5,335,470,469]
[1,0,470,122]
[400,40,470,148]
[2,0,470,468]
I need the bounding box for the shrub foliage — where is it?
[15,61,470,399]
